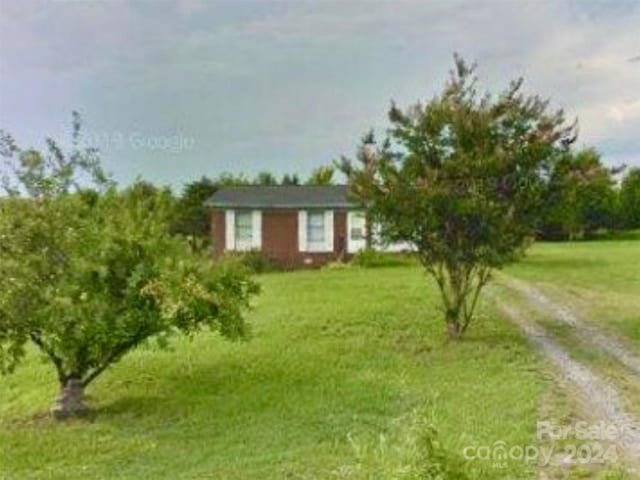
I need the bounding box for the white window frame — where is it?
[234,210,254,251]
[306,210,326,252]
[347,210,367,253]
[225,209,262,251]
[298,209,334,252]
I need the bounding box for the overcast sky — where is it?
[1,0,639,188]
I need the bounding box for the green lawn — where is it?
[1,265,545,479]
[504,240,640,346]
[3,241,639,479]
[503,240,640,445]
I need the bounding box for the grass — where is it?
[504,240,640,346]
[493,284,640,475]
[1,266,546,479]
[2,240,639,479]
[502,240,640,477]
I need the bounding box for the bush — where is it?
[352,248,417,268]
[225,250,278,273]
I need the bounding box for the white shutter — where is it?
[251,210,262,249]
[225,210,235,251]
[347,210,367,253]
[298,210,307,252]
[324,210,334,252]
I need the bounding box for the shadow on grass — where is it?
[88,350,393,427]
[92,395,169,418]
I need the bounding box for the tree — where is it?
[0,115,259,418]
[339,56,575,339]
[171,173,251,251]
[215,172,251,187]
[306,166,335,185]
[281,173,301,185]
[254,171,278,185]
[541,148,619,240]
[171,176,218,251]
[620,167,640,229]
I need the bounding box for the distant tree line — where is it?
[167,156,640,250]
[76,143,635,253]
[538,150,640,240]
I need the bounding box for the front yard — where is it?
[2,241,638,479]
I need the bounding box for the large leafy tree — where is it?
[340,57,575,339]
[620,167,640,230]
[0,115,259,418]
[541,148,619,240]
[171,176,218,250]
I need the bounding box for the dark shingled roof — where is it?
[206,185,353,209]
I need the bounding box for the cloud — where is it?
[175,0,205,17]
[608,101,640,123]
[0,0,638,187]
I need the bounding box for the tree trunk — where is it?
[51,378,87,419]
[447,321,463,340]
[446,307,463,340]
[364,212,374,249]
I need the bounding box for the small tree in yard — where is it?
[339,56,576,339]
[0,114,259,418]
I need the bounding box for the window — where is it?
[235,210,253,248]
[307,211,325,250]
[350,212,365,240]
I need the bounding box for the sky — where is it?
[0,0,639,189]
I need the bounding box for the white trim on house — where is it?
[225,209,262,251]
[347,210,367,253]
[225,210,235,251]
[378,239,414,252]
[306,211,325,252]
[224,205,412,256]
[324,210,334,252]
[251,210,262,249]
[299,209,334,253]
[234,210,253,251]
[346,210,415,253]
[371,223,415,252]
[298,210,308,252]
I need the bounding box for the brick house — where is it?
[207,185,386,268]
[207,185,413,268]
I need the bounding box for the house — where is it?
[207,185,407,268]
[207,185,365,267]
